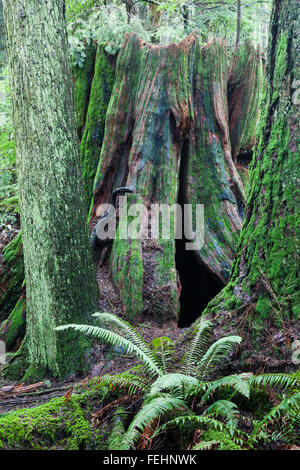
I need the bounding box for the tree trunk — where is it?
[236,0,242,48]
[3,0,99,381]
[90,33,262,324]
[204,0,300,369]
[228,40,264,162]
[0,232,24,323]
[79,44,115,211]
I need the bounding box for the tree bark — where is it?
[79,44,115,211]
[204,0,300,368]
[90,33,262,324]
[228,41,264,162]
[236,0,242,48]
[3,0,99,381]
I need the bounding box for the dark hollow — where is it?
[175,137,224,328]
[176,239,224,328]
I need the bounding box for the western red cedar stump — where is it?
[90,33,263,323]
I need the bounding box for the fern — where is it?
[55,323,162,378]
[200,374,251,403]
[93,312,155,359]
[248,373,297,391]
[182,317,213,376]
[203,400,239,437]
[248,391,300,448]
[118,396,187,450]
[197,335,242,380]
[149,373,199,398]
[98,373,148,396]
[152,336,174,374]
[156,414,226,435]
[192,440,219,450]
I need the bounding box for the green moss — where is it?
[107,406,126,450]
[0,232,24,323]
[0,296,26,350]
[0,385,109,450]
[272,33,288,103]
[80,44,115,209]
[73,43,96,139]
[200,430,242,450]
[255,295,271,320]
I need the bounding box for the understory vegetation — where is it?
[0,314,299,450]
[0,0,299,453]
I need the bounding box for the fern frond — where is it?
[149,373,199,398]
[92,312,155,358]
[156,414,226,435]
[192,440,219,450]
[182,318,213,376]
[118,396,187,450]
[200,374,251,403]
[248,373,298,392]
[152,336,174,374]
[249,391,300,447]
[55,324,162,377]
[197,336,242,380]
[99,373,148,395]
[203,400,239,437]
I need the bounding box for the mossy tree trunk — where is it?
[90,33,263,324]
[204,0,299,367]
[3,0,99,381]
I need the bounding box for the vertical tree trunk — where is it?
[204,0,300,368]
[228,41,264,162]
[79,44,115,210]
[236,0,242,48]
[3,0,99,381]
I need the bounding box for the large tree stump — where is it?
[90,33,263,324]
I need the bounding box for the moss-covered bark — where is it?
[203,0,300,362]
[3,0,99,380]
[90,33,262,323]
[186,39,245,285]
[73,43,96,140]
[0,232,24,323]
[79,44,116,210]
[228,41,264,162]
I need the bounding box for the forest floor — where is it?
[0,244,186,414]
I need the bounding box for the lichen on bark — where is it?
[3,0,99,381]
[202,0,300,365]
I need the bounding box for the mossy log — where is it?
[0,382,112,450]
[90,33,263,323]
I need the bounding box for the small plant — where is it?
[56,314,299,450]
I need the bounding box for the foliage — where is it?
[67,3,151,65]
[57,313,300,450]
[65,0,271,68]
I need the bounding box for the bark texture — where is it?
[89,33,263,323]
[228,41,264,162]
[3,0,99,380]
[204,0,300,367]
